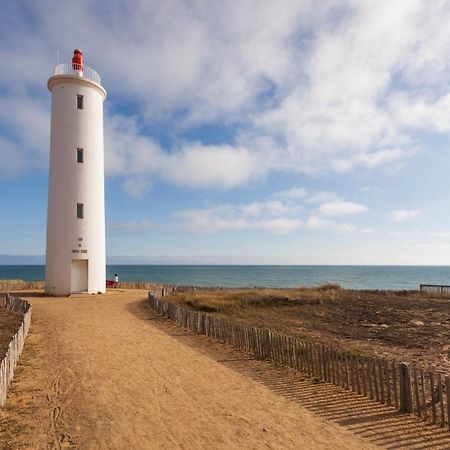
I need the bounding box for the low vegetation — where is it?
[172,283,343,312]
[0,309,23,359]
[165,285,450,372]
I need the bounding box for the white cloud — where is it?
[110,221,155,233]
[240,201,295,217]
[163,144,260,188]
[176,209,251,234]
[2,0,305,123]
[430,231,450,238]
[360,186,380,193]
[274,187,308,200]
[390,209,420,222]
[175,189,366,234]
[3,1,450,188]
[104,114,160,176]
[305,215,330,230]
[0,96,50,175]
[319,201,368,217]
[361,228,376,235]
[305,215,356,233]
[258,218,303,234]
[105,114,262,190]
[177,197,303,234]
[306,191,340,205]
[0,137,28,175]
[246,1,450,174]
[334,222,357,233]
[122,177,152,198]
[356,148,409,169]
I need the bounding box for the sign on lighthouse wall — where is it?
[45,50,107,296]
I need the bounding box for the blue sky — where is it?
[2,0,450,264]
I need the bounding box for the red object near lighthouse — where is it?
[72,49,83,71]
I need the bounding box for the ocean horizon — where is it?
[1,264,449,290]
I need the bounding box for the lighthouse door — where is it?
[71,259,88,293]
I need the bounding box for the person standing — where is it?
[114,273,119,287]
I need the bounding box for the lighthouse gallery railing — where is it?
[54,63,101,85]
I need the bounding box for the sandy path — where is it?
[1,290,377,449]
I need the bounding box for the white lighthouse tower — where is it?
[45,49,107,296]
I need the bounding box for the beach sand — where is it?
[0,289,378,449]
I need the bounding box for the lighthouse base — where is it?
[45,257,106,296]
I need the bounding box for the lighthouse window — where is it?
[77,95,84,109]
[77,203,84,219]
[77,148,84,163]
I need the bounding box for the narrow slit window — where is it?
[77,94,84,109]
[77,203,84,219]
[77,148,84,163]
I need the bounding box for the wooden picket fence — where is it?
[0,294,32,407]
[420,284,450,293]
[0,280,44,292]
[0,279,165,292]
[115,281,164,290]
[148,291,450,430]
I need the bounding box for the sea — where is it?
[0,265,449,290]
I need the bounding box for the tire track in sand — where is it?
[45,368,78,449]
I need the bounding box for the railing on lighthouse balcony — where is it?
[54,63,101,85]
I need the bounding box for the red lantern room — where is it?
[72,49,83,71]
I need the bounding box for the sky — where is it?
[1,0,450,265]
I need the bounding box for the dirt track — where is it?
[0,289,380,449]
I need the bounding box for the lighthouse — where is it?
[45,50,107,295]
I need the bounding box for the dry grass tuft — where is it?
[0,309,23,359]
[167,283,345,314]
[164,285,450,372]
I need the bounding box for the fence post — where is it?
[399,362,413,412]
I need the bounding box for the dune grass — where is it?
[164,285,450,371]
[166,284,450,314]
[0,309,23,359]
[167,283,344,314]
